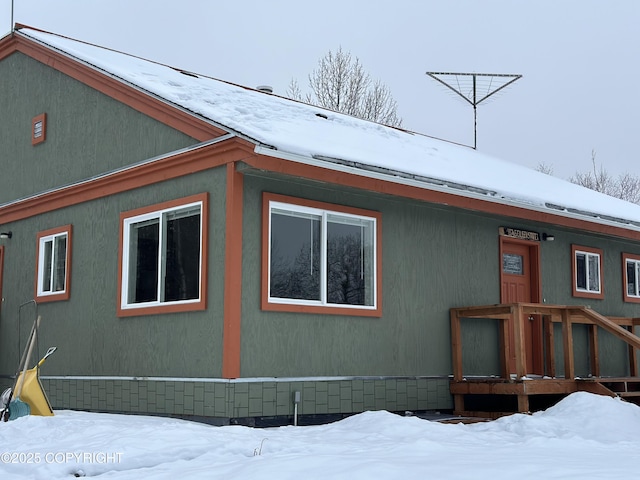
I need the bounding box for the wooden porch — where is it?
[450,303,640,418]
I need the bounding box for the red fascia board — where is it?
[0,138,255,225]
[241,154,640,243]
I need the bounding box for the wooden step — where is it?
[597,377,640,393]
[618,391,640,398]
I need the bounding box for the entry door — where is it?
[500,239,542,374]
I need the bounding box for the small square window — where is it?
[571,244,603,299]
[622,253,640,303]
[32,113,47,146]
[35,225,72,302]
[503,253,524,275]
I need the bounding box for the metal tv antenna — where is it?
[9,0,14,32]
[425,72,521,149]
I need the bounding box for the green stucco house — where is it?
[2,25,640,424]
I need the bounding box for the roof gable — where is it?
[0,27,225,142]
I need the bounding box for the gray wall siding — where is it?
[541,229,640,377]
[0,169,227,380]
[240,176,505,378]
[541,229,640,315]
[239,175,640,379]
[3,164,639,417]
[0,52,197,204]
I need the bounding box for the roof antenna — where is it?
[10,0,14,32]
[426,72,521,150]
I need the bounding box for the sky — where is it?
[1,1,639,181]
[1,392,640,479]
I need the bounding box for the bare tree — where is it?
[570,150,615,194]
[535,162,554,175]
[287,47,402,127]
[536,151,640,204]
[615,172,640,204]
[570,150,640,204]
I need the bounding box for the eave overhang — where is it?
[251,146,640,243]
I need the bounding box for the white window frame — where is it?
[626,258,640,298]
[573,246,602,296]
[120,199,204,311]
[267,199,378,311]
[37,228,70,299]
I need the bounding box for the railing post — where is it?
[588,324,600,377]
[544,314,556,377]
[628,325,638,377]
[561,309,575,379]
[512,304,527,379]
[499,317,510,380]
[450,309,463,381]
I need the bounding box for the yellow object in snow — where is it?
[10,346,57,418]
[12,367,53,416]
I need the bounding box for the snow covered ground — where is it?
[0,392,639,479]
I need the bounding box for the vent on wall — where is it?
[32,113,47,146]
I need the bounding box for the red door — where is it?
[500,239,542,374]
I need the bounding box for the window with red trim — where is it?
[571,244,604,299]
[118,193,208,316]
[622,252,640,303]
[35,225,72,302]
[262,193,382,317]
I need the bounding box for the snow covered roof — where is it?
[14,27,640,233]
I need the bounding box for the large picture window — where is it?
[119,193,208,316]
[35,225,72,302]
[571,244,604,299]
[622,253,640,303]
[263,193,381,316]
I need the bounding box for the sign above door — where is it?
[498,226,540,242]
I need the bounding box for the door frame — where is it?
[0,245,4,315]
[499,236,543,373]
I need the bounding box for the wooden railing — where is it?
[450,303,640,382]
